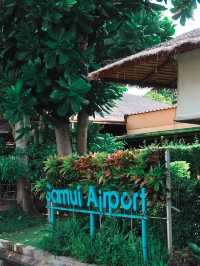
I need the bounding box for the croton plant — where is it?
[39,149,168,202]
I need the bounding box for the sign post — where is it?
[46,186,148,262]
[141,188,148,262]
[165,149,173,255]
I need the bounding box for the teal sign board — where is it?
[46,185,148,262]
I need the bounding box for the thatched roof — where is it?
[88,28,200,89]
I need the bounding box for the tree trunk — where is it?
[77,109,89,155]
[15,121,36,214]
[55,119,72,156]
[16,177,35,213]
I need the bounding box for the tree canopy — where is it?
[0,0,198,154]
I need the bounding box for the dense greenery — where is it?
[145,89,177,105]
[0,0,187,156]
[42,149,167,196]
[146,142,200,176]
[41,217,168,266]
[40,144,200,250]
[0,153,28,182]
[85,124,125,153]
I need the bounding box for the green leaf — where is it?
[57,101,69,116]
[15,79,24,93]
[180,15,186,25]
[58,52,69,65]
[16,51,29,60]
[50,90,66,101]
[57,77,68,88]
[63,0,77,8]
[44,51,56,69]
[70,100,82,113]
[45,40,58,49]
[70,78,91,93]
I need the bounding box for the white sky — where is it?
[129,2,200,96]
[167,3,200,36]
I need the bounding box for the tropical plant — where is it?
[0,154,29,182]
[40,217,168,266]
[189,242,200,265]
[42,149,168,198]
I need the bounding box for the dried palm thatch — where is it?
[88,28,200,89]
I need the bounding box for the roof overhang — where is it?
[88,33,200,89]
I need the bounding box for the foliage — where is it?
[87,124,125,153]
[142,143,200,248]
[145,88,177,105]
[43,143,200,249]
[170,161,190,181]
[0,153,29,182]
[0,207,44,234]
[140,142,200,176]
[168,248,197,266]
[42,149,168,197]
[40,217,168,266]
[71,123,125,153]
[189,242,200,265]
[0,136,55,182]
[41,148,192,205]
[0,0,184,130]
[41,143,200,255]
[26,142,56,182]
[151,161,200,248]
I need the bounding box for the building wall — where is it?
[176,48,200,123]
[126,108,199,135]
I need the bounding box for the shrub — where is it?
[0,153,29,182]
[87,123,125,153]
[41,145,200,249]
[40,217,168,266]
[189,242,200,265]
[42,149,167,197]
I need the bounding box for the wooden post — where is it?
[165,150,173,255]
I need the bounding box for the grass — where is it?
[0,207,48,247]
[0,224,48,247]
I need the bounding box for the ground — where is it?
[0,208,47,248]
[0,223,48,247]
